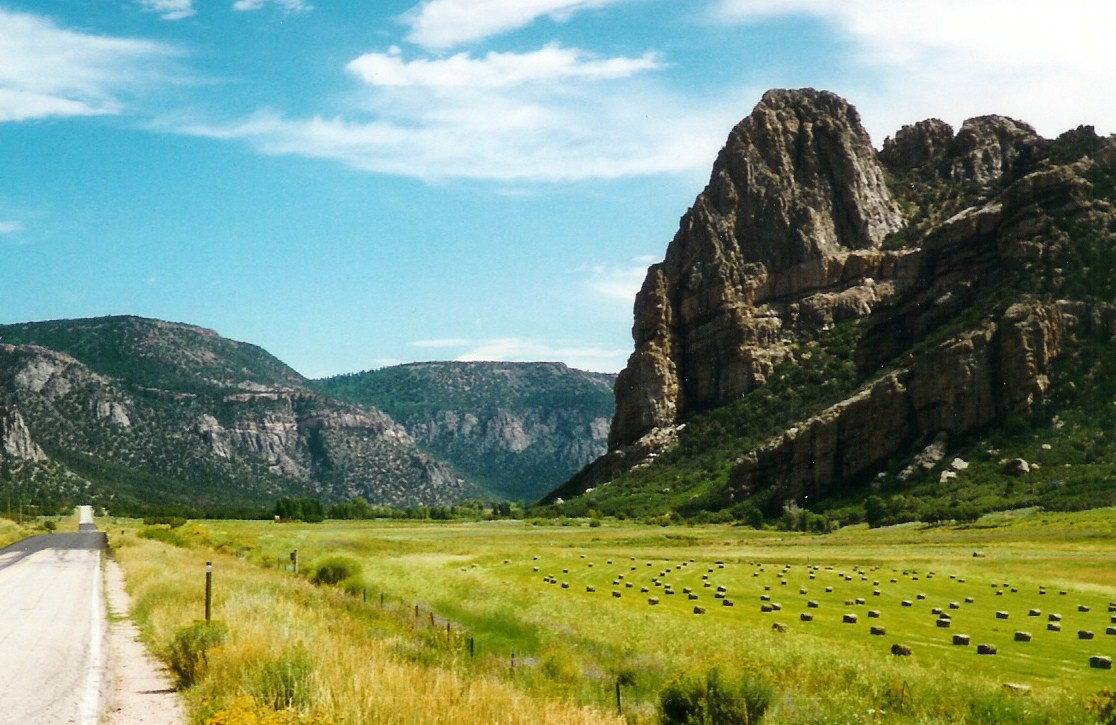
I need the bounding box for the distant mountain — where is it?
[316,362,615,502]
[549,89,1116,525]
[0,316,473,514]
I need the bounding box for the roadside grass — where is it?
[112,512,1116,723]
[109,527,623,725]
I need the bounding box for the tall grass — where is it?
[110,530,622,724]
[112,513,1116,723]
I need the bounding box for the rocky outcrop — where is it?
[611,89,906,449]
[1,407,47,462]
[580,87,1116,513]
[730,299,1071,504]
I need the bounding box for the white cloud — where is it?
[712,0,1116,139]
[456,337,629,372]
[175,41,731,182]
[410,337,471,348]
[0,8,175,122]
[0,220,24,234]
[348,45,660,89]
[579,256,655,302]
[232,0,312,14]
[404,0,626,49]
[136,0,196,20]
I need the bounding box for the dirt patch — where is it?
[103,558,186,724]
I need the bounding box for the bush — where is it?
[166,620,227,688]
[311,556,361,586]
[252,646,314,710]
[659,665,774,724]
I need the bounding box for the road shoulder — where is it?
[103,557,187,725]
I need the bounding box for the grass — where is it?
[108,511,1116,723]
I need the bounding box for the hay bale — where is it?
[1048,613,1062,622]
[902,600,913,607]
[612,591,621,598]
[1078,630,1095,640]
[965,597,975,604]
[807,600,819,609]
[693,606,706,615]
[977,644,998,655]
[688,593,699,600]
[843,613,858,624]
[1002,683,1031,694]
[640,587,649,593]
[868,610,881,619]
[586,586,595,593]
[1029,609,1041,617]
[950,602,961,610]
[937,619,952,629]
[1014,631,1032,642]
[772,622,788,633]
[648,597,659,605]
[855,597,866,605]
[1107,626,1116,636]
[1047,623,1061,632]
[1090,656,1113,670]
[917,593,927,600]
[800,613,814,622]
[953,634,971,646]
[996,611,1009,620]
[1078,605,1091,613]
[561,582,569,589]
[723,599,735,607]
[931,607,943,615]
[891,644,912,656]
[870,626,886,636]
[760,594,771,602]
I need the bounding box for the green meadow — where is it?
[114,508,1116,723]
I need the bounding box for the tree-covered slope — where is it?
[317,362,615,501]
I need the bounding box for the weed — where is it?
[167,620,228,688]
[659,665,774,725]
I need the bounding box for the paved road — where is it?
[0,506,107,724]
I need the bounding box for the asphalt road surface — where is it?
[0,506,107,724]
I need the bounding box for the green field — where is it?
[114,509,1116,723]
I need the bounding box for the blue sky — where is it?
[1,1,1113,377]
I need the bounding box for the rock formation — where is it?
[611,88,908,450]
[574,87,1116,513]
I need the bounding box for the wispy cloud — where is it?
[579,256,655,302]
[406,335,627,372]
[348,45,660,89]
[712,0,1116,138]
[136,0,196,21]
[175,40,727,183]
[0,8,177,122]
[232,0,312,14]
[411,337,471,348]
[0,220,24,234]
[466,338,628,372]
[404,0,626,50]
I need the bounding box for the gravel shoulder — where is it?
[103,557,187,725]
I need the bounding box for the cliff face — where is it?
[611,89,908,449]
[568,88,1116,516]
[0,318,473,511]
[317,362,615,502]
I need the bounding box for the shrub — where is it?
[659,665,774,724]
[311,556,361,586]
[252,646,314,711]
[166,620,228,688]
